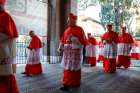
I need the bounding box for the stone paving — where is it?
[16,63,140,93]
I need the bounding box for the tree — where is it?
[99,0,134,32]
[77,0,137,33]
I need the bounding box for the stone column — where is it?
[59,0,71,36]
[47,0,72,63]
[70,0,77,14]
[47,0,57,63]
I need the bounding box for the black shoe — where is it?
[60,86,69,91]
[21,72,26,74]
[90,64,95,67]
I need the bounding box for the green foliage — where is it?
[99,3,115,27]
[99,0,134,32]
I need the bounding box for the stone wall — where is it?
[6,0,47,36]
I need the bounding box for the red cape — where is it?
[87,37,97,45]
[0,0,6,4]
[29,35,42,49]
[0,11,18,38]
[119,33,133,43]
[102,31,119,43]
[61,26,87,45]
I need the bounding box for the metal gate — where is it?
[16,40,62,64]
[16,41,28,64]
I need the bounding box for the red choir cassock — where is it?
[102,28,119,73]
[117,33,133,68]
[60,14,87,87]
[0,0,19,92]
[25,35,43,75]
[85,33,97,66]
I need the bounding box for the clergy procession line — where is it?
[0,0,139,93]
[57,13,135,92]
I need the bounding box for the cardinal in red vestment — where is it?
[102,24,119,73]
[85,33,97,66]
[58,13,87,91]
[117,26,134,68]
[0,0,19,93]
[22,31,43,76]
